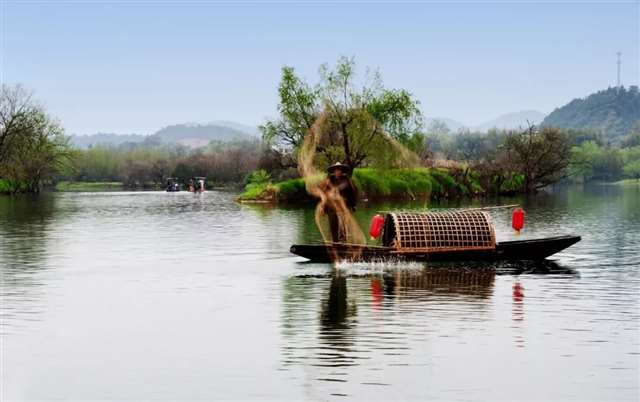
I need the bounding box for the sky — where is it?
[2,1,639,135]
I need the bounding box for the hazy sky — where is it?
[2,1,639,135]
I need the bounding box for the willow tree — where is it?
[261,57,423,169]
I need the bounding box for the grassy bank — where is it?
[55,181,125,192]
[238,167,485,203]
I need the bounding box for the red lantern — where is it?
[512,208,525,232]
[369,214,385,239]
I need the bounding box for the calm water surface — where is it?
[1,185,639,401]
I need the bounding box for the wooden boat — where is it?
[290,210,581,263]
[290,235,581,263]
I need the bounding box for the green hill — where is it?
[542,86,640,143]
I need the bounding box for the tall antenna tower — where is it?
[617,51,622,88]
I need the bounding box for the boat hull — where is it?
[290,235,581,263]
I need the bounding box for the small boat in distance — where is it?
[187,177,206,193]
[165,177,180,192]
[290,210,581,263]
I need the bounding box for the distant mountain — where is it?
[476,110,546,132]
[71,121,257,149]
[210,120,260,137]
[542,86,640,142]
[150,123,252,147]
[425,117,467,134]
[70,133,145,149]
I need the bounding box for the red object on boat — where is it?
[369,214,385,239]
[512,208,525,232]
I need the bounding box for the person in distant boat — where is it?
[321,162,358,243]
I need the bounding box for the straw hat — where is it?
[327,162,352,175]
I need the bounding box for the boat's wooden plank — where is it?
[290,235,581,263]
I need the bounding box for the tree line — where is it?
[2,58,639,195]
[63,139,262,188]
[259,57,639,194]
[0,84,264,193]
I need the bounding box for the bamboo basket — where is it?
[387,211,496,252]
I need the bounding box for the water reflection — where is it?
[0,195,58,332]
[281,267,499,372]
[389,267,495,299]
[512,280,525,348]
[280,259,588,387]
[318,272,358,369]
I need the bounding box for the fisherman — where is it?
[321,162,358,243]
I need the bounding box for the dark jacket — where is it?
[322,175,358,211]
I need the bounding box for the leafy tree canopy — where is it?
[261,56,423,168]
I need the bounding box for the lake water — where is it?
[1,185,639,401]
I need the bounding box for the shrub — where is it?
[276,178,307,200]
[353,168,390,197]
[245,169,271,186]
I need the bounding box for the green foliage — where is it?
[238,174,306,202]
[238,182,275,201]
[352,168,391,197]
[401,132,430,160]
[0,179,10,193]
[0,178,28,194]
[243,167,441,203]
[245,169,271,186]
[623,160,640,180]
[570,141,629,182]
[621,146,640,180]
[241,169,274,200]
[0,84,73,194]
[310,168,434,200]
[570,141,600,181]
[318,57,423,167]
[499,173,525,193]
[262,56,423,168]
[242,167,480,202]
[365,88,423,143]
[260,67,318,148]
[542,86,640,143]
[429,168,456,195]
[275,178,306,199]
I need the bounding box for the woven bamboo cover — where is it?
[390,211,496,252]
